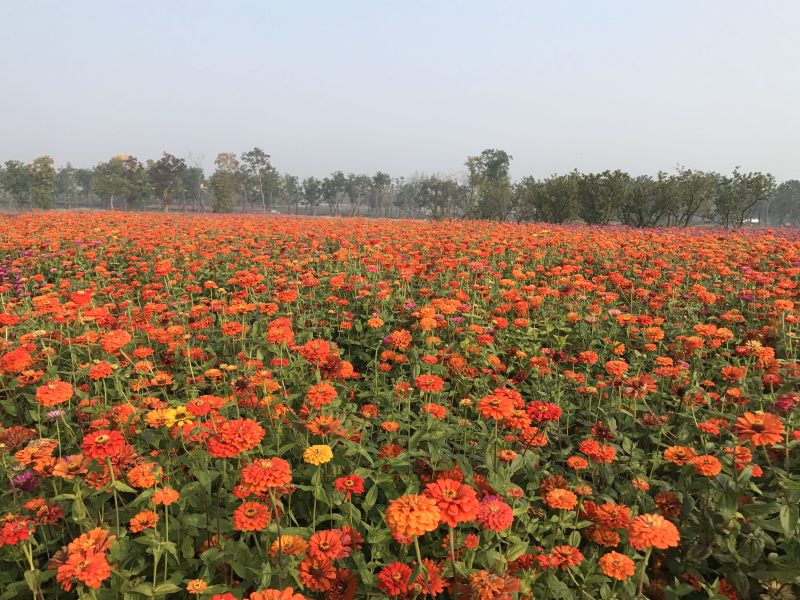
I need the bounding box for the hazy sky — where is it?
[1,1,798,180]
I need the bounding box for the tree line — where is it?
[2,148,798,227]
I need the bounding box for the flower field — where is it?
[1,212,799,600]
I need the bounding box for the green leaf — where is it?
[363,484,379,511]
[779,504,798,537]
[23,569,40,593]
[112,480,138,494]
[153,583,182,596]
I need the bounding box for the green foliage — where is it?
[0,147,792,226]
[2,159,31,208]
[148,152,187,211]
[466,149,514,220]
[578,170,630,225]
[92,155,150,210]
[715,169,776,228]
[28,156,57,210]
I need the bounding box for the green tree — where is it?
[302,176,322,215]
[209,153,239,213]
[578,170,630,225]
[282,174,301,213]
[369,171,392,215]
[466,149,513,220]
[74,168,95,206]
[148,152,187,212]
[619,174,673,227]
[515,171,581,223]
[179,166,206,211]
[323,171,347,215]
[56,163,81,209]
[512,176,541,222]
[2,160,31,209]
[770,180,800,225]
[28,156,57,210]
[672,168,719,226]
[714,169,776,227]
[92,155,148,210]
[240,147,278,212]
[419,175,466,219]
[345,173,371,215]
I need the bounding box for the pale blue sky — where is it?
[1,1,798,180]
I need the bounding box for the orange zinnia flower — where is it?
[152,487,180,506]
[239,457,293,495]
[186,579,208,595]
[207,418,265,458]
[598,551,635,580]
[129,510,159,533]
[385,494,441,538]
[590,526,621,547]
[690,454,722,476]
[594,502,631,529]
[424,478,480,527]
[663,445,697,466]
[414,374,444,393]
[627,513,680,550]
[468,570,520,599]
[306,381,337,409]
[735,411,785,447]
[308,529,350,561]
[127,462,163,489]
[81,430,127,459]
[270,535,308,557]
[66,527,115,554]
[35,380,73,407]
[550,545,585,571]
[298,556,337,592]
[567,455,588,470]
[233,502,271,531]
[477,393,515,420]
[0,347,33,374]
[545,488,578,511]
[56,549,111,591]
[99,329,132,353]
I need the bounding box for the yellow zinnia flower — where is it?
[303,444,333,465]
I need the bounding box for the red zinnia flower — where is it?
[378,562,412,596]
[334,474,365,500]
[414,374,444,393]
[477,496,514,531]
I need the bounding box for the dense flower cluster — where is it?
[0,213,797,599]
